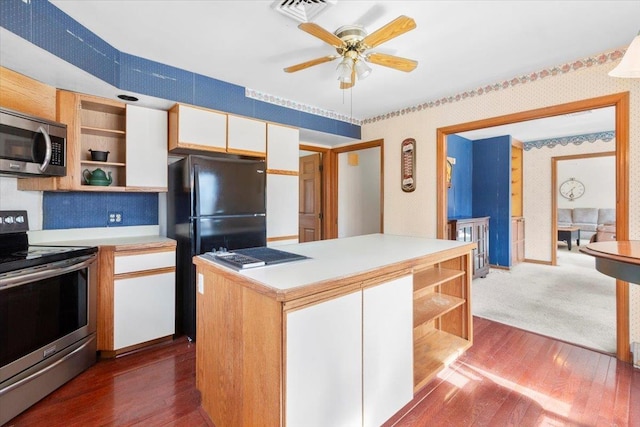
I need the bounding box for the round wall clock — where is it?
[559,178,585,201]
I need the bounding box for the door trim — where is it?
[436,92,630,362]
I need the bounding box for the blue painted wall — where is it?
[472,135,512,267]
[447,135,473,218]
[0,0,360,139]
[0,0,365,230]
[43,192,158,229]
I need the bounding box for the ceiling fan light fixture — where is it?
[336,57,353,82]
[354,59,372,80]
[609,30,640,78]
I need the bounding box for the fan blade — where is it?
[284,55,339,73]
[298,22,345,48]
[362,15,416,49]
[340,68,356,90]
[366,53,418,72]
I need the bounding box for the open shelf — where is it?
[81,126,126,137]
[81,160,126,167]
[414,293,465,327]
[413,267,465,298]
[413,329,471,392]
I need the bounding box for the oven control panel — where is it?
[0,210,29,234]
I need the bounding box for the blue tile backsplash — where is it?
[43,192,158,229]
[0,0,361,140]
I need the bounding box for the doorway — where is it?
[553,152,616,265]
[299,151,322,242]
[436,92,631,362]
[333,140,384,238]
[299,145,331,242]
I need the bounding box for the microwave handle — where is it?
[37,125,53,172]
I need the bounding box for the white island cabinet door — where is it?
[286,291,363,427]
[363,275,414,427]
[126,105,168,188]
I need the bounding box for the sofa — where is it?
[557,208,615,241]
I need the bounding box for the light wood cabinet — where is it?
[512,139,523,217]
[266,174,299,245]
[227,114,266,156]
[512,216,525,264]
[169,103,268,157]
[448,216,490,278]
[97,242,176,357]
[194,236,473,426]
[168,103,226,152]
[413,257,471,392]
[267,123,299,172]
[266,123,299,246]
[125,104,168,190]
[17,90,168,192]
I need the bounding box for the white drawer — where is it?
[114,250,175,274]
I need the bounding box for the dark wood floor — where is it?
[6,317,639,426]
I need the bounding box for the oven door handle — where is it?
[0,254,96,290]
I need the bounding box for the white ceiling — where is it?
[1,1,637,144]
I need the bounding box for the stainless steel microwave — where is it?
[0,107,66,177]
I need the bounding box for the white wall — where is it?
[361,55,640,347]
[525,138,614,258]
[0,176,42,230]
[338,147,381,238]
[557,155,615,209]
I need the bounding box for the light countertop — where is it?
[28,225,175,249]
[196,233,474,292]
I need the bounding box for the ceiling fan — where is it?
[284,15,418,89]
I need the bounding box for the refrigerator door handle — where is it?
[194,220,201,255]
[193,164,200,217]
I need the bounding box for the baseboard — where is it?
[524,258,553,265]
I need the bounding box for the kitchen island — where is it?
[193,234,475,427]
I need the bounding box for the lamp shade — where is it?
[336,57,353,82]
[354,59,372,80]
[609,31,640,78]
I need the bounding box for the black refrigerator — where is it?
[167,155,266,340]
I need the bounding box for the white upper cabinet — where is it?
[228,115,266,155]
[169,104,227,152]
[267,174,298,240]
[126,105,168,189]
[267,124,299,172]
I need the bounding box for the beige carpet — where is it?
[472,241,616,353]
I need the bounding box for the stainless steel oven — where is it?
[0,107,66,177]
[0,211,98,425]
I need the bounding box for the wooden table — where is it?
[580,241,640,284]
[558,226,581,250]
